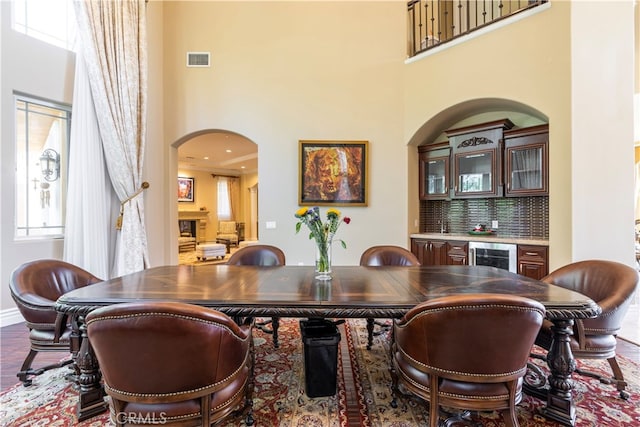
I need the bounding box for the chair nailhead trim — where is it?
[106,351,250,398]
[398,346,526,378]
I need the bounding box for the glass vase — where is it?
[315,240,332,280]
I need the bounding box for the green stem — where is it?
[316,240,331,273]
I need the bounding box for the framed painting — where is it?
[178,177,194,202]
[299,140,368,206]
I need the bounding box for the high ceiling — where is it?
[177,131,257,175]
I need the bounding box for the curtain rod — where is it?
[211,174,239,179]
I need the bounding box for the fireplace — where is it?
[178,210,209,243]
[179,220,196,237]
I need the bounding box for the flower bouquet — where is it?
[295,207,351,279]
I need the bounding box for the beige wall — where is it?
[159,1,408,266]
[144,2,169,267]
[569,1,635,265]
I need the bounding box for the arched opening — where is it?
[173,129,258,264]
[407,97,549,253]
[407,97,547,147]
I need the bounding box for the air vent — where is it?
[186,52,210,67]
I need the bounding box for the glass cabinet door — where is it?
[455,150,494,196]
[503,124,548,197]
[419,150,449,200]
[426,158,447,195]
[508,145,543,192]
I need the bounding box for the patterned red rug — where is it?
[1,319,639,426]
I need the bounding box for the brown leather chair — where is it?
[227,244,286,347]
[534,259,639,399]
[9,259,102,386]
[359,245,420,349]
[390,294,545,427]
[86,302,254,426]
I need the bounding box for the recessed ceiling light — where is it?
[226,149,232,153]
[203,156,209,160]
[241,166,245,169]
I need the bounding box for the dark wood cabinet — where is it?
[446,119,514,199]
[504,124,549,197]
[418,143,450,200]
[411,239,448,265]
[412,239,468,266]
[446,241,468,265]
[517,245,549,280]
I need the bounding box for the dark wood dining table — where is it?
[55,264,600,426]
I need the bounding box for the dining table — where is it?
[55,264,600,426]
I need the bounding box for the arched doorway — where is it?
[173,130,258,264]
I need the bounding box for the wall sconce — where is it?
[40,148,60,182]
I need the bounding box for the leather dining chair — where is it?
[390,293,545,427]
[227,244,286,348]
[86,301,254,427]
[534,259,639,399]
[359,245,420,349]
[9,259,102,386]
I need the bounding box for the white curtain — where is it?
[73,0,149,276]
[63,50,119,280]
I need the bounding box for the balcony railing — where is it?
[408,0,548,57]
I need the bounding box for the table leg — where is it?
[75,315,108,421]
[366,318,374,350]
[272,317,280,348]
[540,318,577,426]
[524,318,577,426]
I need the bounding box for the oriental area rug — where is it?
[1,319,639,426]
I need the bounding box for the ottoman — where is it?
[195,243,227,261]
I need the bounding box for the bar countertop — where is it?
[410,233,549,246]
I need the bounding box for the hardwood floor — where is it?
[1,320,639,393]
[0,323,71,391]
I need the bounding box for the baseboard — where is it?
[1,307,25,328]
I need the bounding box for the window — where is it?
[15,95,70,238]
[217,178,231,220]
[12,0,76,51]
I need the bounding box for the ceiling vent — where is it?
[186,52,210,68]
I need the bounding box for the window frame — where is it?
[14,93,71,240]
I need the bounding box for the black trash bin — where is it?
[300,318,341,398]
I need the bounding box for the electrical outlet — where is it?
[492,220,499,229]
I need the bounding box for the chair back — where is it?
[10,259,101,327]
[227,244,286,266]
[394,293,544,382]
[359,245,420,267]
[86,301,252,402]
[542,260,638,334]
[218,220,237,235]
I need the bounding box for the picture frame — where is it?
[178,177,195,202]
[299,140,368,206]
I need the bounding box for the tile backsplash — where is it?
[420,197,549,239]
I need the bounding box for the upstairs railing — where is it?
[408,0,548,57]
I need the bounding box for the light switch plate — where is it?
[492,220,499,229]
[265,221,276,229]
